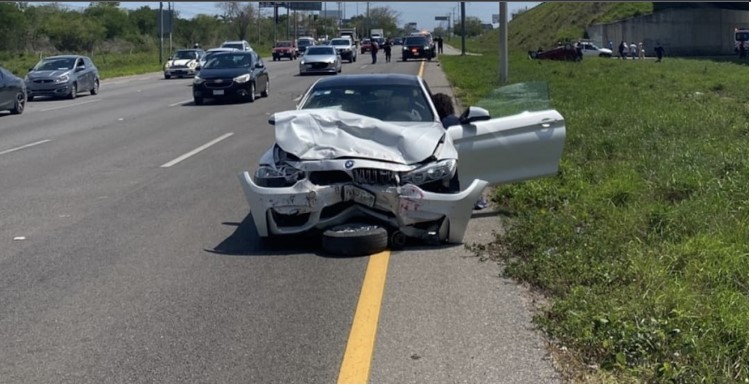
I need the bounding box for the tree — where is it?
[83,2,134,40]
[453,16,484,38]
[217,2,256,41]
[0,2,26,51]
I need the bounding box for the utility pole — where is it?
[460,1,465,56]
[498,2,508,83]
[168,2,173,53]
[366,2,370,38]
[159,1,163,64]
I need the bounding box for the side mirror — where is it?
[75,66,85,72]
[255,62,264,68]
[268,114,276,125]
[459,106,491,124]
[168,56,173,60]
[28,67,34,72]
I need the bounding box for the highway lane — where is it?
[0,54,558,382]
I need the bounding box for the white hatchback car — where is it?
[579,41,613,57]
[238,74,566,255]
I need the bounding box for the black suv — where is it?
[401,36,432,62]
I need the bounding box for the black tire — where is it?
[260,78,269,97]
[90,79,99,95]
[322,223,388,256]
[10,92,25,115]
[164,74,171,79]
[402,56,407,62]
[247,82,256,102]
[193,96,204,105]
[353,55,357,62]
[68,83,77,99]
[27,95,34,102]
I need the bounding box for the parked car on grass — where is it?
[164,48,205,79]
[299,46,342,75]
[579,41,613,57]
[25,55,99,100]
[329,37,357,63]
[237,74,566,256]
[272,41,298,61]
[0,66,26,114]
[192,51,269,105]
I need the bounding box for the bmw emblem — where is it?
[345,160,354,169]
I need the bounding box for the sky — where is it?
[59,2,540,32]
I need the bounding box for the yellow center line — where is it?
[337,250,391,384]
[418,60,426,78]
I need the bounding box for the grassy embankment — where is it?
[439,35,748,383]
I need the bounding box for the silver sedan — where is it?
[299,46,342,75]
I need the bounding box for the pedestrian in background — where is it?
[370,39,379,64]
[437,36,444,54]
[431,92,460,129]
[619,40,627,59]
[629,42,637,59]
[655,43,665,62]
[383,39,392,63]
[638,42,645,59]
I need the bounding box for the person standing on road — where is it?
[437,36,444,54]
[383,39,392,63]
[370,40,379,64]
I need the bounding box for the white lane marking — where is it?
[0,139,52,156]
[40,99,102,112]
[160,133,234,168]
[169,98,194,107]
[360,65,368,69]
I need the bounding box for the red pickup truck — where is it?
[272,41,297,61]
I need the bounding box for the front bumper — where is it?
[165,67,197,77]
[26,81,73,97]
[402,47,430,60]
[238,171,487,244]
[193,79,253,99]
[299,62,338,74]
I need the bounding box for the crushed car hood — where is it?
[273,108,448,165]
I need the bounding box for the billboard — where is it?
[435,16,448,21]
[320,10,341,19]
[287,2,322,11]
[492,14,500,23]
[156,9,174,34]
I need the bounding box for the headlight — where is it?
[24,75,29,82]
[300,60,306,65]
[188,60,196,68]
[400,159,457,186]
[254,165,305,187]
[327,60,335,64]
[233,73,250,83]
[193,75,204,84]
[403,46,408,51]
[54,74,69,84]
[424,46,430,50]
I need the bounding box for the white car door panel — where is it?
[448,109,566,188]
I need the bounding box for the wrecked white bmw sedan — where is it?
[238,74,565,255]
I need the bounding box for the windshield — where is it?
[173,50,198,60]
[203,53,253,69]
[297,39,313,47]
[301,84,435,122]
[222,43,244,50]
[33,57,75,71]
[404,37,428,45]
[275,41,292,47]
[331,39,350,46]
[306,47,335,55]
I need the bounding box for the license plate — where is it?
[343,185,375,207]
[213,90,224,95]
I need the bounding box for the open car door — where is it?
[447,108,565,188]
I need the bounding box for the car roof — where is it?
[44,55,82,59]
[312,74,421,88]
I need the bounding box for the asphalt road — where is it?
[0,49,558,383]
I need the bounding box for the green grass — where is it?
[440,43,748,383]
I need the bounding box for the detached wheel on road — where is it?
[322,223,388,256]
